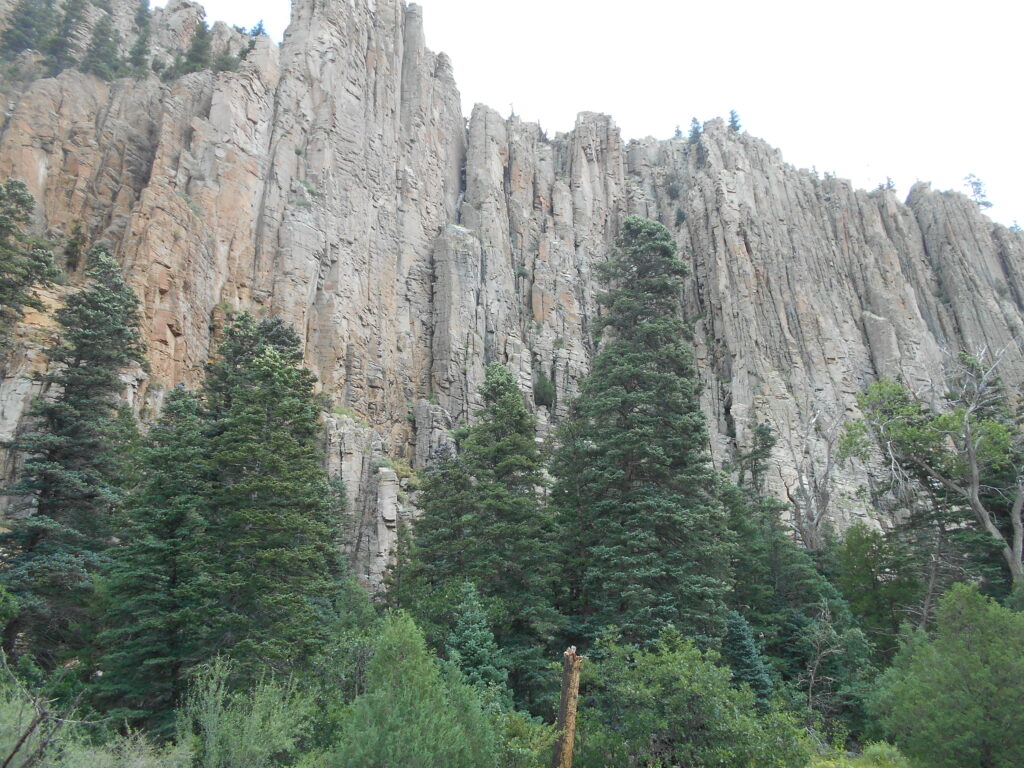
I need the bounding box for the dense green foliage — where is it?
[396,362,560,704]
[552,215,731,646]
[128,0,153,75]
[869,584,1024,768]
[93,389,209,734]
[721,609,774,705]
[0,200,1013,766]
[836,523,920,657]
[446,581,511,695]
[0,0,55,57]
[1,248,144,666]
[46,0,87,75]
[81,13,123,81]
[93,313,351,729]
[576,628,810,768]
[333,612,497,768]
[0,178,59,345]
[181,21,212,74]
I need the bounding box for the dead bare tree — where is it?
[776,407,842,551]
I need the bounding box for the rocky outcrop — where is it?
[1,0,1022,577]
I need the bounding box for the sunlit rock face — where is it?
[1,0,1022,580]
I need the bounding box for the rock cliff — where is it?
[1,0,1022,583]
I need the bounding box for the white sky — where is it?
[156,0,1024,226]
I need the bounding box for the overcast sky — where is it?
[156,0,1024,226]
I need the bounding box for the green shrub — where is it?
[575,629,809,768]
[177,659,315,768]
[533,371,555,408]
[332,613,497,768]
[869,584,1024,768]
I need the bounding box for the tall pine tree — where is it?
[93,388,209,735]
[81,13,123,81]
[551,216,732,646]
[1,248,145,667]
[190,316,347,683]
[395,363,560,705]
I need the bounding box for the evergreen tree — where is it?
[688,116,702,143]
[1,248,145,667]
[445,582,510,696]
[333,612,497,768]
[396,363,560,704]
[181,20,211,74]
[81,13,123,81]
[552,216,732,647]
[836,523,921,658]
[93,388,209,736]
[191,316,346,683]
[127,0,152,75]
[0,179,59,347]
[721,609,773,706]
[0,0,55,57]
[728,109,742,133]
[43,0,86,74]
[870,584,1024,768]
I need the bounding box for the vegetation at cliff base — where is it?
[0,189,1019,768]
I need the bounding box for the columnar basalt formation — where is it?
[1,0,1022,580]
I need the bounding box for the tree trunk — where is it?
[551,647,583,768]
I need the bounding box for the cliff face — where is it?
[1,0,1022,583]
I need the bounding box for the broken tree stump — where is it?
[551,645,583,768]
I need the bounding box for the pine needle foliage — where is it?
[93,388,210,735]
[552,216,732,647]
[191,316,346,683]
[0,179,59,347]
[396,363,560,704]
[1,248,144,666]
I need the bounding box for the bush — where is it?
[332,613,497,768]
[810,742,910,768]
[575,628,810,768]
[869,583,1024,768]
[533,371,555,408]
[177,659,315,768]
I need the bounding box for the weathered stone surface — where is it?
[1,0,1022,578]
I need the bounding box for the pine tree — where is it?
[721,610,773,706]
[688,116,702,143]
[43,0,86,75]
[1,248,145,667]
[180,20,211,74]
[81,13,123,81]
[551,216,732,647]
[724,424,845,675]
[0,179,59,347]
[397,363,560,703]
[836,523,921,658]
[191,316,346,683]
[127,0,151,76]
[0,0,55,57]
[728,109,742,133]
[93,388,209,735]
[445,582,510,696]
